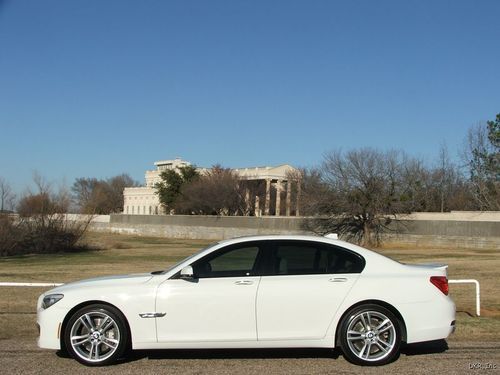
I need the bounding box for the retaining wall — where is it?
[104,215,306,240]
[82,213,500,249]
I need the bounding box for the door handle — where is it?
[235,280,254,285]
[329,277,348,282]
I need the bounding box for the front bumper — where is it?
[37,305,66,350]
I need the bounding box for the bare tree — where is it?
[107,174,138,213]
[398,156,430,211]
[1,174,91,256]
[18,172,69,217]
[72,174,139,214]
[237,179,267,216]
[0,177,16,212]
[428,142,471,213]
[175,165,246,215]
[72,177,100,212]
[397,150,474,213]
[17,193,59,217]
[294,167,334,216]
[33,172,51,195]
[303,149,414,246]
[437,143,449,212]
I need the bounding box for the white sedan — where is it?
[37,235,455,366]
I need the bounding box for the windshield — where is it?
[152,241,220,275]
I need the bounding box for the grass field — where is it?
[0,231,498,343]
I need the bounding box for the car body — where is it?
[37,235,455,366]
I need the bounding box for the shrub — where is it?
[0,175,91,256]
[0,213,90,256]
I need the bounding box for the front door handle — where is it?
[235,280,254,285]
[329,277,348,282]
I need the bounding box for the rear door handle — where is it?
[329,277,348,282]
[235,280,254,285]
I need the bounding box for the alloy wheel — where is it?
[69,311,121,363]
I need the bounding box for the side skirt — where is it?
[132,337,335,350]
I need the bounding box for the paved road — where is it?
[1,339,498,374]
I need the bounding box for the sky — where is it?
[0,0,499,194]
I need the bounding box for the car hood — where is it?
[44,273,154,294]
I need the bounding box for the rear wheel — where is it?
[64,304,128,366]
[339,304,401,366]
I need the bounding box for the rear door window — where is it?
[266,240,365,275]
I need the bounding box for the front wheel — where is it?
[339,304,401,366]
[64,304,128,366]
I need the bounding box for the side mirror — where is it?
[180,266,194,280]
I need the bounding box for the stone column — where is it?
[295,180,301,216]
[264,179,271,216]
[255,196,260,217]
[244,188,251,216]
[275,180,282,216]
[285,180,292,216]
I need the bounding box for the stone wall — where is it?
[382,219,499,249]
[79,212,500,249]
[105,214,306,240]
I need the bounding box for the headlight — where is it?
[42,294,64,309]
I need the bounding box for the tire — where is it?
[339,304,401,366]
[64,304,129,366]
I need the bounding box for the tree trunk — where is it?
[362,221,372,247]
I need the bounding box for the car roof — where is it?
[217,233,344,245]
[216,234,363,253]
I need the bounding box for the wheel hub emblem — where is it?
[92,332,101,340]
[366,332,374,339]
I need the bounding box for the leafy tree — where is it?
[463,114,500,210]
[486,114,500,180]
[487,114,500,148]
[154,165,199,212]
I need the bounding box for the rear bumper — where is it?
[401,297,456,344]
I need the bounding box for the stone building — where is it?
[123,158,300,216]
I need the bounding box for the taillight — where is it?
[430,276,449,295]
